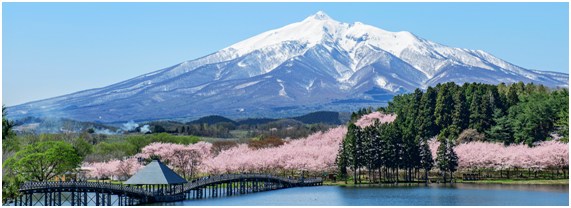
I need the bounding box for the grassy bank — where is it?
[459,178,569,185]
[323,178,569,186]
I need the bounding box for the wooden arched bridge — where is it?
[14,173,323,206]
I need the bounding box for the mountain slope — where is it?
[8,11,568,122]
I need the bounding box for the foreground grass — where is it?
[86,179,123,185]
[459,178,569,185]
[324,180,432,187]
[324,178,569,186]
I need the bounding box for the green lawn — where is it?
[459,178,569,185]
[86,179,124,185]
[324,178,569,186]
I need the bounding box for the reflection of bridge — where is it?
[15,174,323,206]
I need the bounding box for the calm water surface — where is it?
[150,183,569,206]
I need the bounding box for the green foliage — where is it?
[2,105,18,153]
[509,92,557,146]
[124,133,200,151]
[337,82,567,184]
[336,134,349,182]
[436,128,458,182]
[469,90,487,132]
[418,87,438,138]
[2,170,24,204]
[435,83,455,129]
[386,82,567,145]
[3,141,82,182]
[418,137,433,172]
[486,109,513,144]
[554,89,569,142]
[72,137,93,158]
[452,89,469,131]
[87,133,200,162]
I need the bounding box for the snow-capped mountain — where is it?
[8,11,568,122]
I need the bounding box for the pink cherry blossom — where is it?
[355,112,396,128]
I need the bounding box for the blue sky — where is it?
[2,2,569,106]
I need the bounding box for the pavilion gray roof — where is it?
[124,160,188,185]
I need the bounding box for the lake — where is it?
[149,183,569,206]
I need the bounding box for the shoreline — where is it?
[323,179,569,186]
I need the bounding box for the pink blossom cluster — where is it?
[82,126,347,178]
[82,111,568,179]
[430,140,569,170]
[203,126,347,174]
[83,157,143,179]
[137,141,213,162]
[355,111,397,128]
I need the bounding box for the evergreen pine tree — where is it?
[345,123,359,184]
[418,137,434,184]
[435,84,454,129]
[436,136,449,182]
[446,136,459,183]
[506,85,519,108]
[486,109,514,144]
[452,89,469,131]
[469,91,485,132]
[335,139,348,183]
[419,87,438,138]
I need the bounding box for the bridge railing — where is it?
[183,173,322,191]
[20,181,153,196]
[20,174,323,196]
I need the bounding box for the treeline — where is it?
[149,118,336,139]
[336,122,444,184]
[336,82,568,184]
[4,129,200,164]
[383,82,568,145]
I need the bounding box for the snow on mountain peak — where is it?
[225,11,343,57]
[306,11,332,21]
[223,12,426,63]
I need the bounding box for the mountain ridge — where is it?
[7,11,568,122]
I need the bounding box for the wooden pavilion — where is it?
[124,159,187,196]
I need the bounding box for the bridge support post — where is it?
[95,191,100,206]
[18,194,22,206]
[48,191,51,206]
[71,190,75,206]
[254,179,259,192]
[76,189,80,206]
[107,192,111,206]
[239,180,244,194]
[44,191,48,206]
[101,191,105,206]
[58,189,62,206]
[83,190,88,206]
[213,184,217,197]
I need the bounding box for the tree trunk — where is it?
[353,168,357,184]
[396,168,399,183]
[358,168,362,184]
